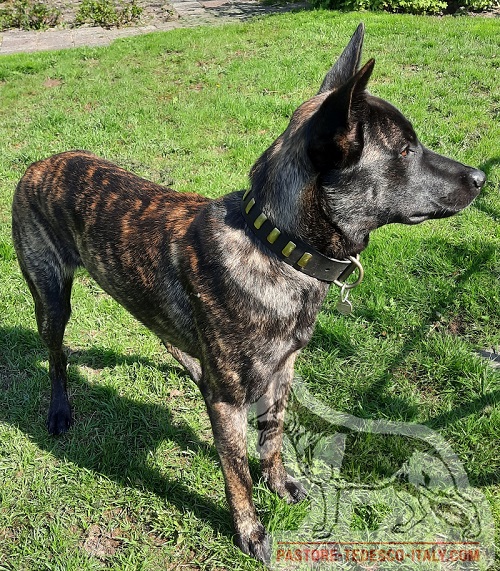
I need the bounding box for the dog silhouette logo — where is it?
[249,379,495,569]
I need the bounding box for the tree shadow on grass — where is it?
[203,0,310,21]
[0,325,234,538]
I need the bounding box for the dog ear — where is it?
[318,23,365,94]
[307,58,375,172]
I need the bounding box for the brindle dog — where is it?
[12,24,485,563]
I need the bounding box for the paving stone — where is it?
[0,41,35,54]
[478,349,500,369]
[202,0,229,7]
[172,2,205,11]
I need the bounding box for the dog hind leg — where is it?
[25,268,74,435]
[12,212,76,435]
[28,268,74,435]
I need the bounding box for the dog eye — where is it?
[401,145,411,157]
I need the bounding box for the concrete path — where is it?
[0,0,308,55]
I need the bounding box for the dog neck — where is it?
[298,179,371,259]
[249,138,369,261]
[241,188,362,284]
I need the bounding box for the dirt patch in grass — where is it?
[81,524,124,559]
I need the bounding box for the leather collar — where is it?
[241,188,362,284]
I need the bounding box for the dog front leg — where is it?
[206,399,271,564]
[257,367,307,504]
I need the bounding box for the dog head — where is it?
[250,24,486,257]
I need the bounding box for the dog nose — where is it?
[470,169,486,189]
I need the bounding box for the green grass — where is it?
[0,11,499,570]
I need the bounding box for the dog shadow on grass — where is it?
[0,232,498,544]
[0,326,234,537]
[307,237,499,486]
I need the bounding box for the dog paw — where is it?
[236,524,271,564]
[266,472,308,504]
[47,403,73,435]
[284,474,308,504]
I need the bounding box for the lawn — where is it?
[0,10,499,570]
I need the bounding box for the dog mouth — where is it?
[406,214,431,224]
[405,207,461,225]
[400,212,444,225]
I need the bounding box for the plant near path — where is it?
[75,0,142,28]
[0,0,60,30]
[309,0,500,14]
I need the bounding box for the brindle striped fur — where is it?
[12,24,485,563]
